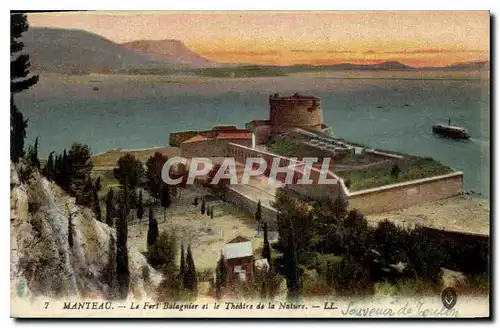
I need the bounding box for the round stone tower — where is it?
[269,93,323,133]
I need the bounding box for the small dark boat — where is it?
[432,124,470,140]
[92,86,99,91]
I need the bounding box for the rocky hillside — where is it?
[121,39,219,68]
[10,162,162,300]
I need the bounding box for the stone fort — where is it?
[246,93,327,144]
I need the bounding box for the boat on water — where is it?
[432,120,470,140]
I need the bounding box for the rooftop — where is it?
[270,92,320,100]
[183,135,209,143]
[215,131,254,140]
[224,236,253,259]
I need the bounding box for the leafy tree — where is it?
[255,200,262,221]
[201,198,206,215]
[407,228,447,281]
[262,221,271,265]
[27,137,40,169]
[170,162,188,198]
[184,244,197,293]
[373,220,409,264]
[114,153,144,196]
[42,151,55,180]
[105,188,115,227]
[147,205,158,247]
[11,14,38,163]
[145,152,168,200]
[326,254,372,296]
[159,182,171,222]
[116,183,130,299]
[339,210,372,260]
[67,143,93,203]
[148,231,178,274]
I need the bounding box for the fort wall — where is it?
[349,172,464,214]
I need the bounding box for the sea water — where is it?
[16,71,490,198]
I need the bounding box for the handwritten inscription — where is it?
[339,301,459,317]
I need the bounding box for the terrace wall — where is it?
[223,186,279,228]
[348,172,464,214]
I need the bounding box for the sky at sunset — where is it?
[27,11,490,67]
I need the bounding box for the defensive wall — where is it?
[348,172,465,214]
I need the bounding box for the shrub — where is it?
[373,220,409,264]
[326,255,373,296]
[148,230,178,274]
[407,229,447,281]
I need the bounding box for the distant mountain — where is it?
[21,27,188,74]
[443,61,489,71]
[121,39,220,68]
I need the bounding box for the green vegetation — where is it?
[267,139,320,158]
[340,157,454,191]
[191,66,287,78]
[272,188,488,298]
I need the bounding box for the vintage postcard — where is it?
[10,11,490,318]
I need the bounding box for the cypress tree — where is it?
[160,183,171,222]
[206,205,211,217]
[210,209,214,220]
[185,244,197,292]
[215,251,227,298]
[116,184,130,299]
[43,151,54,180]
[61,149,70,191]
[262,221,271,265]
[106,231,116,299]
[147,205,158,247]
[255,200,262,221]
[105,188,114,227]
[285,220,300,300]
[180,244,186,288]
[137,190,144,223]
[67,204,73,249]
[27,137,40,169]
[92,177,102,221]
[53,154,61,185]
[201,198,206,215]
